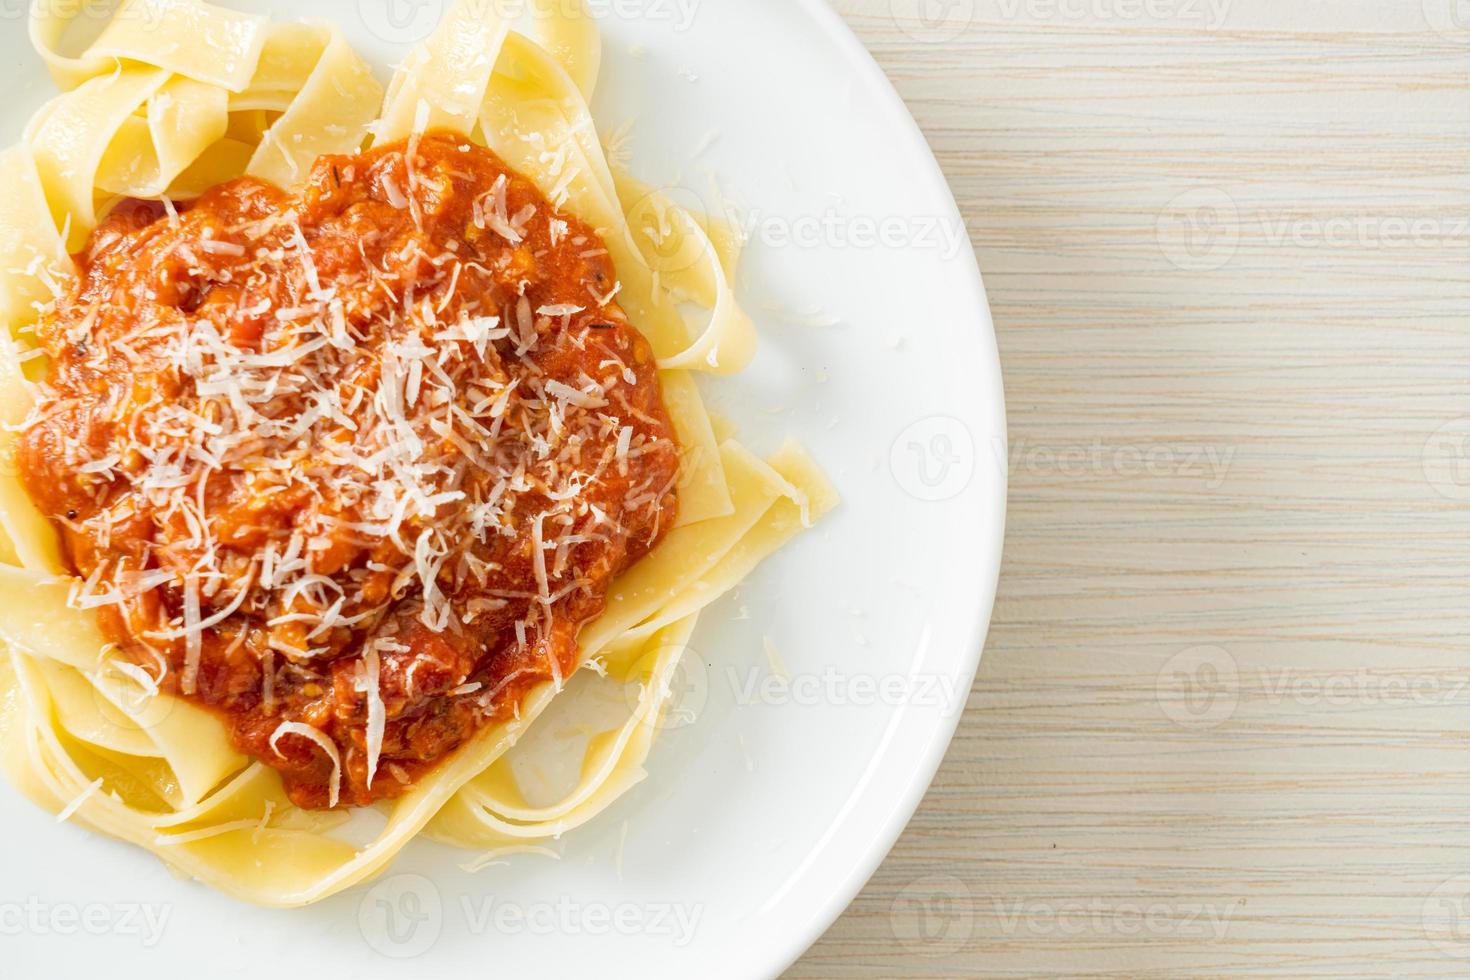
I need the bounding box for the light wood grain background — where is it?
[791,0,1470,975]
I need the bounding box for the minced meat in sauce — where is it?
[17,133,680,809]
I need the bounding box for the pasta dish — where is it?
[0,0,834,906]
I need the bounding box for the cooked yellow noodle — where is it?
[0,0,835,906]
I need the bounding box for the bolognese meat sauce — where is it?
[17,133,682,809]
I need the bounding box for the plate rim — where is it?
[757,1,1007,974]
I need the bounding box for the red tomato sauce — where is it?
[17,133,680,809]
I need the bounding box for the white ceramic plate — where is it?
[0,1,1005,975]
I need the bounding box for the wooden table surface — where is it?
[791,1,1470,975]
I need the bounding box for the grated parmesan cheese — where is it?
[270,722,343,808]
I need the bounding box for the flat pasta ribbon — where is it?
[0,0,836,907]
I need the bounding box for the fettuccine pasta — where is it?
[0,0,835,906]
